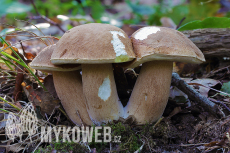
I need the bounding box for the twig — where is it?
[58,107,75,125]
[180,143,208,147]
[152,117,163,129]
[89,14,98,23]
[15,18,52,45]
[13,66,24,101]
[208,98,230,112]
[19,40,25,55]
[176,17,186,30]
[188,82,230,96]
[171,72,225,118]
[0,22,49,46]
[76,110,85,126]
[141,135,154,153]
[29,0,66,33]
[204,65,230,78]
[1,36,58,53]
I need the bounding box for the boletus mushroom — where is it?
[124,26,205,125]
[30,44,93,126]
[50,23,135,125]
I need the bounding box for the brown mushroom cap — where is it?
[30,44,92,126]
[127,26,205,68]
[50,23,135,64]
[124,26,206,125]
[30,44,80,71]
[50,23,135,125]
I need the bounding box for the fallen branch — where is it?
[208,98,230,112]
[171,72,225,118]
[182,28,230,57]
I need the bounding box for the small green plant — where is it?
[35,140,89,153]
[88,124,108,152]
[0,39,47,91]
[110,122,142,152]
[34,0,105,21]
[178,17,230,31]
[125,0,220,27]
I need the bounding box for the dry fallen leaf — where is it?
[24,52,36,60]
[170,86,188,99]
[22,75,60,116]
[167,107,182,118]
[173,62,202,76]
[0,62,12,70]
[2,43,19,56]
[182,78,220,97]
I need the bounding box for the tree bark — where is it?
[182,28,230,57]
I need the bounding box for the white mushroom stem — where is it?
[124,61,173,125]
[52,70,93,126]
[82,64,124,125]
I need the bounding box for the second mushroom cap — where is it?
[124,26,205,125]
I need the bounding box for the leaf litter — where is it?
[0,20,229,153]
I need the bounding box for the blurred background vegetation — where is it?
[0,0,229,35]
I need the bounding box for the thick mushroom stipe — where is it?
[123,26,205,125]
[53,71,93,126]
[124,61,173,124]
[82,64,124,125]
[30,44,92,126]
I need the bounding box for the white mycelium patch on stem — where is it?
[98,76,111,101]
[134,27,160,40]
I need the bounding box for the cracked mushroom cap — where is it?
[30,44,80,71]
[126,26,205,68]
[50,23,135,64]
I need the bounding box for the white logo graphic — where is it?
[20,103,38,140]
[5,103,120,143]
[5,103,38,142]
[5,112,22,142]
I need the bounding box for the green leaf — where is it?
[164,5,189,25]
[90,0,105,20]
[178,20,202,31]
[0,0,32,16]
[147,0,219,26]
[221,81,230,96]
[178,17,230,31]
[147,5,162,25]
[126,0,155,15]
[186,0,220,23]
